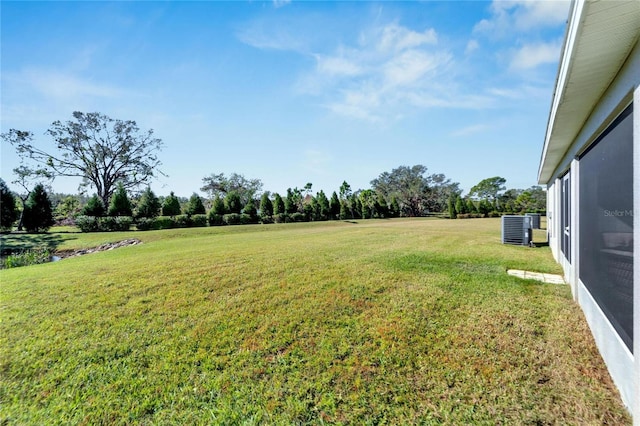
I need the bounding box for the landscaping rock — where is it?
[56,239,142,259]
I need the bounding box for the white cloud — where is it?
[377,23,437,52]
[315,54,363,77]
[383,50,449,87]
[236,23,308,53]
[474,0,570,37]
[273,0,291,9]
[450,123,493,137]
[30,71,126,99]
[465,39,479,54]
[293,21,463,121]
[9,68,129,100]
[510,39,562,70]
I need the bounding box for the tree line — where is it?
[0,111,546,233]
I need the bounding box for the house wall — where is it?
[544,40,639,415]
[634,81,640,423]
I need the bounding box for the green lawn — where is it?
[0,219,630,424]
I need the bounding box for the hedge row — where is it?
[136,215,207,231]
[76,216,133,232]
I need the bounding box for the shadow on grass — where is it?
[0,233,75,256]
[532,241,549,248]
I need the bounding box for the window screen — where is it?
[579,104,633,352]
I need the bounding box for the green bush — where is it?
[208,212,224,226]
[23,184,55,233]
[76,216,100,232]
[82,194,106,217]
[290,212,307,222]
[108,183,133,217]
[223,213,241,225]
[0,178,18,231]
[156,216,175,229]
[273,213,288,224]
[224,192,242,214]
[239,214,253,225]
[76,216,132,232]
[260,215,273,224]
[162,192,182,217]
[174,215,192,228]
[211,196,227,216]
[184,193,205,216]
[259,193,273,217]
[1,247,52,269]
[136,218,156,231]
[191,214,207,228]
[136,187,161,219]
[99,216,132,232]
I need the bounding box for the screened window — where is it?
[579,104,633,352]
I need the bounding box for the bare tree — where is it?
[3,111,164,207]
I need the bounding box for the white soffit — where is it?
[538,0,640,184]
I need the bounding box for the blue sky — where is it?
[1,0,570,198]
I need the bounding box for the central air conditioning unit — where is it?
[502,215,532,246]
[525,213,541,229]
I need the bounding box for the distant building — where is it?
[538,0,639,418]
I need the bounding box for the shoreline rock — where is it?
[56,239,142,259]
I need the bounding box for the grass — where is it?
[0,218,631,424]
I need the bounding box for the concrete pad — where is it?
[507,269,565,285]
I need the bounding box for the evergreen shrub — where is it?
[208,212,224,226]
[223,213,241,225]
[76,216,99,232]
[76,216,132,232]
[191,214,208,228]
[273,213,288,223]
[22,184,55,233]
[174,215,192,228]
[290,212,307,222]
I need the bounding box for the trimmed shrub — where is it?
[174,215,191,228]
[273,213,288,224]
[290,212,307,222]
[76,215,100,232]
[99,216,131,231]
[208,212,224,226]
[223,213,241,225]
[111,216,133,231]
[191,214,207,228]
[136,218,156,231]
[156,216,175,230]
[239,214,253,225]
[76,216,132,232]
[260,215,274,224]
